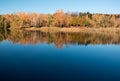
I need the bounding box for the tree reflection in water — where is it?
[1,29,120,49]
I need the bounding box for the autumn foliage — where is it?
[0,10,120,29]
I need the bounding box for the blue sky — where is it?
[0,0,120,14]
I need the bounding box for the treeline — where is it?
[0,10,120,29]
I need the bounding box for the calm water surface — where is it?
[0,30,120,81]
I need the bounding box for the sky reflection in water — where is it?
[0,30,120,81]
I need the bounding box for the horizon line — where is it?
[1,10,120,15]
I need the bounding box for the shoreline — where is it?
[24,27,120,33]
[10,27,120,33]
[24,27,86,33]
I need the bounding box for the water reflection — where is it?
[1,29,120,81]
[1,29,120,48]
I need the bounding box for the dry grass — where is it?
[25,27,86,33]
[24,27,120,34]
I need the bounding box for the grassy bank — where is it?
[23,27,120,34]
[24,27,86,33]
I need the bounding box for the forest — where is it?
[0,10,120,29]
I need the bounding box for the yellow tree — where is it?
[39,14,48,27]
[54,9,65,27]
[64,12,72,27]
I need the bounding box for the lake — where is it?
[0,29,120,81]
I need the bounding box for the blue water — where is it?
[0,40,120,81]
